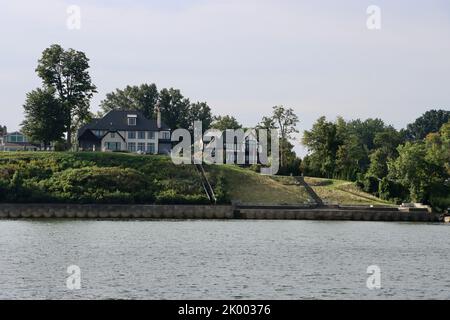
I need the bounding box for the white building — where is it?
[77,110,172,154]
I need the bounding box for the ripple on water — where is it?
[0,220,449,299]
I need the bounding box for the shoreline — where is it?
[0,203,443,222]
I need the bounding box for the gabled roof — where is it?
[78,110,170,138]
[5,131,24,136]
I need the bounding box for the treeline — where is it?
[302,110,450,210]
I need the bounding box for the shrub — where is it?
[43,166,156,203]
[155,189,210,204]
[214,173,230,204]
[378,177,409,203]
[430,195,450,212]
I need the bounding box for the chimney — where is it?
[156,102,161,129]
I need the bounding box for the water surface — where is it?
[0,220,449,299]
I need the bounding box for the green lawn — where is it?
[304,176,394,205]
[204,165,312,205]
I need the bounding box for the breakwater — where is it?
[0,203,443,222]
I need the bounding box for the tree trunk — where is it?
[66,127,72,150]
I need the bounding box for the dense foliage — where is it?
[100,84,213,132]
[0,152,216,204]
[302,110,449,210]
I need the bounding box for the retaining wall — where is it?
[0,204,442,222]
[237,208,441,222]
[0,204,234,219]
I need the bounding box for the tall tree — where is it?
[158,88,191,129]
[211,115,242,131]
[21,88,66,148]
[35,44,97,148]
[100,83,159,119]
[269,106,299,167]
[406,109,450,141]
[388,142,433,203]
[302,116,339,178]
[188,102,213,131]
[366,126,405,179]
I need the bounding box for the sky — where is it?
[1,0,449,155]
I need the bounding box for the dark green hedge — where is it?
[0,152,216,204]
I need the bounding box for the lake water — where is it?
[0,219,449,300]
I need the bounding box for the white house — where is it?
[77,110,172,154]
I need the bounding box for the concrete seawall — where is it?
[0,204,442,222]
[236,208,441,222]
[0,204,234,219]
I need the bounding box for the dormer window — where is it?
[127,114,137,126]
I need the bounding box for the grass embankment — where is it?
[204,165,312,205]
[304,177,394,206]
[0,152,392,206]
[0,152,208,204]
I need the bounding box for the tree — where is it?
[267,106,299,167]
[336,134,365,180]
[278,139,302,176]
[21,88,66,148]
[188,102,213,131]
[158,88,191,129]
[406,109,450,141]
[366,126,405,179]
[211,115,242,131]
[373,126,405,158]
[302,116,339,178]
[100,83,159,119]
[388,142,433,203]
[35,44,97,148]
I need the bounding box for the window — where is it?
[7,133,25,143]
[160,131,170,140]
[138,131,146,139]
[105,142,120,151]
[128,131,136,139]
[137,142,145,152]
[93,130,105,138]
[127,142,136,152]
[127,115,137,126]
[148,131,155,139]
[110,132,115,138]
[147,143,155,154]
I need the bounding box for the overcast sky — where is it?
[1,0,449,155]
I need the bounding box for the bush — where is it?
[430,195,450,212]
[378,177,409,203]
[0,152,223,204]
[155,189,210,204]
[361,175,379,194]
[214,173,230,204]
[43,166,156,203]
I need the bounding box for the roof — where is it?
[78,110,170,138]
[5,131,24,136]
[2,142,38,148]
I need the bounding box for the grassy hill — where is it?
[0,152,391,206]
[204,165,312,205]
[304,177,394,206]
